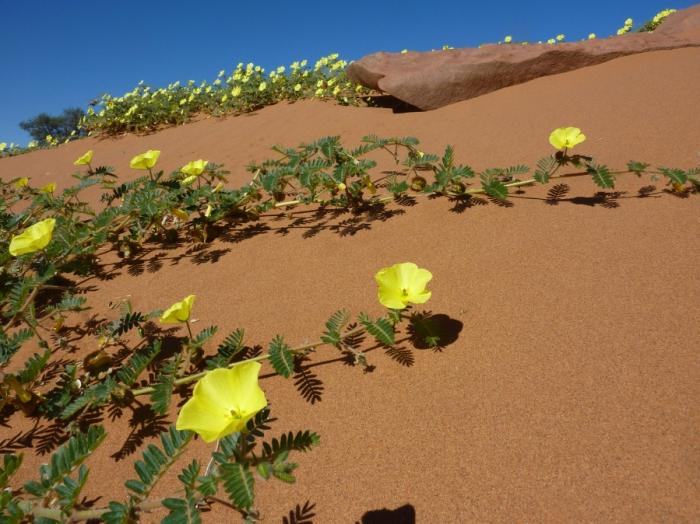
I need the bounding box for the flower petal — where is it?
[375,266,408,309]
[227,362,267,417]
[176,394,232,443]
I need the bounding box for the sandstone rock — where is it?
[347,5,700,110]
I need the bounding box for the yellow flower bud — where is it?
[74,150,93,166]
[130,150,161,170]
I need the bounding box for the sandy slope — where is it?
[1,48,699,522]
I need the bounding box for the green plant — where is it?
[0,126,697,521]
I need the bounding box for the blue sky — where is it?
[0,0,692,145]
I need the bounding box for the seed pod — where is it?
[111,385,134,406]
[450,181,467,194]
[410,176,427,191]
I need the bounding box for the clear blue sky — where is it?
[0,0,692,145]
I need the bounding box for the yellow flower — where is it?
[213,181,224,193]
[556,34,565,41]
[547,38,556,44]
[231,86,242,97]
[204,204,212,217]
[337,182,347,191]
[624,18,633,26]
[400,49,408,53]
[175,362,268,443]
[181,159,208,176]
[14,177,29,188]
[160,295,195,324]
[294,83,302,92]
[549,127,586,150]
[181,175,198,185]
[130,150,161,170]
[9,218,56,257]
[588,33,596,39]
[504,35,513,43]
[258,82,267,92]
[74,150,93,166]
[374,262,432,309]
[40,182,56,194]
[0,142,6,151]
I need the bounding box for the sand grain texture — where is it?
[1,48,699,522]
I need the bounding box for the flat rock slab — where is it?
[347,4,700,110]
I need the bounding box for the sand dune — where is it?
[1,48,698,522]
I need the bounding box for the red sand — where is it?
[1,47,699,522]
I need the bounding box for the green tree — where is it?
[19,107,85,143]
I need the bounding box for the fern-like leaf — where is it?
[206,328,246,369]
[16,349,51,384]
[588,164,615,188]
[220,462,255,509]
[101,501,135,524]
[115,340,162,387]
[189,326,218,349]
[268,335,294,378]
[110,311,145,337]
[61,377,116,419]
[23,426,105,498]
[150,355,180,416]
[162,493,202,524]
[0,454,23,489]
[0,328,33,366]
[320,309,350,346]
[480,176,508,200]
[124,426,192,502]
[658,167,688,185]
[358,313,395,345]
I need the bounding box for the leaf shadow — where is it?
[282,500,317,524]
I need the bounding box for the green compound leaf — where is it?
[125,426,192,502]
[269,335,294,378]
[359,313,395,346]
[534,170,550,184]
[101,501,134,524]
[627,160,650,175]
[658,167,688,185]
[587,164,616,188]
[220,462,255,510]
[0,328,33,367]
[162,494,202,524]
[479,173,508,200]
[116,340,162,387]
[16,349,51,384]
[320,309,350,346]
[24,426,106,498]
[151,354,181,416]
[206,328,246,369]
[110,310,145,337]
[61,377,117,420]
[0,454,23,489]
